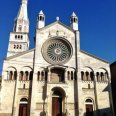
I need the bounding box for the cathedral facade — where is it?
[0,0,114,116]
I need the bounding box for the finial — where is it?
[71,12,77,17]
[56,17,59,21]
[39,10,44,15]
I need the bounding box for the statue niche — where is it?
[51,68,64,83]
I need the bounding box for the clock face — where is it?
[42,37,73,64]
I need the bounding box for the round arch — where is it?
[51,87,66,116]
[84,98,94,116]
[18,97,28,116]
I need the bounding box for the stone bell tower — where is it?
[7,0,29,57]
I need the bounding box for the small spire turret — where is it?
[70,12,78,31]
[37,10,45,29]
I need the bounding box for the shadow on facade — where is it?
[42,72,47,115]
[83,107,112,116]
[40,112,67,116]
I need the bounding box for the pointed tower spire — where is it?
[70,12,78,31]
[37,10,45,29]
[13,0,29,33]
[7,0,29,57]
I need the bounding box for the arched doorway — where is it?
[18,98,28,116]
[52,88,65,116]
[85,99,94,116]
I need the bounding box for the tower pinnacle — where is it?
[13,0,29,33]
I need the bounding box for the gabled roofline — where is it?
[80,50,109,64]
[37,20,75,32]
[5,48,35,60]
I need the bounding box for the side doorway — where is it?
[18,98,28,116]
[85,99,94,116]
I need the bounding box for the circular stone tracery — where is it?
[42,37,72,64]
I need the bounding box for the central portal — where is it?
[52,97,62,116]
[52,89,65,116]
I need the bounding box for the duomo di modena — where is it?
[0,0,114,116]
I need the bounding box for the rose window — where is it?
[42,37,72,64]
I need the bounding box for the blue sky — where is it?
[0,0,116,75]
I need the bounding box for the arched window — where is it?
[41,71,44,81]
[96,72,100,81]
[29,71,33,80]
[17,45,19,49]
[37,71,40,81]
[86,72,89,81]
[85,99,93,116]
[39,16,43,21]
[21,35,23,39]
[19,71,23,80]
[14,45,16,49]
[67,71,70,80]
[15,35,17,39]
[81,71,84,80]
[101,72,104,81]
[24,71,28,80]
[18,98,28,116]
[71,71,73,80]
[18,35,20,39]
[20,45,22,49]
[14,71,17,80]
[105,72,108,81]
[90,72,94,81]
[9,71,13,80]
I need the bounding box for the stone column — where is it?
[5,71,8,80]
[65,69,67,82]
[93,72,99,116]
[48,68,51,82]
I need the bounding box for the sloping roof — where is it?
[80,50,109,63]
[5,48,35,60]
[38,20,74,32]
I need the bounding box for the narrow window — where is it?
[90,72,94,81]
[29,71,33,80]
[21,35,23,39]
[17,45,19,49]
[15,35,17,39]
[20,45,22,49]
[14,45,16,49]
[9,71,13,80]
[37,71,40,81]
[19,71,23,80]
[67,71,70,80]
[14,71,17,80]
[24,71,28,80]
[18,35,20,39]
[41,71,44,81]
[71,71,73,80]
[81,71,84,80]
